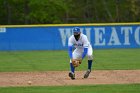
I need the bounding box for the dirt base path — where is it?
[0,70,140,87]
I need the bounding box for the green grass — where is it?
[0,50,69,72]
[0,84,139,93]
[93,48,140,70]
[0,49,140,72]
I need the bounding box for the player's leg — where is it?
[69,49,81,80]
[84,46,93,78]
[69,59,75,80]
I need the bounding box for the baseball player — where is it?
[68,27,93,80]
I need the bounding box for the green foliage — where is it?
[28,0,66,23]
[0,0,140,24]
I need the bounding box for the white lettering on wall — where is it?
[135,27,140,45]
[0,28,6,33]
[108,27,121,45]
[58,26,140,47]
[59,28,91,47]
[121,27,132,45]
[85,28,91,43]
[94,27,105,46]
[59,28,72,46]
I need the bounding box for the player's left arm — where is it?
[82,35,89,59]
[82,47,88,59]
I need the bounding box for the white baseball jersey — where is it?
[68,33,91,49]
[68,33,93,60]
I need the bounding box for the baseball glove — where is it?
[72,59,82,67]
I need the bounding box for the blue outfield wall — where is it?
[0,23,140,50]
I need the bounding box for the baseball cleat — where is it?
[84,70,91,78]
[69,72,75,80]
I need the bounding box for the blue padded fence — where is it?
[0,23,140,50]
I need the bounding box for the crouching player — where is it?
[68,27,93,80]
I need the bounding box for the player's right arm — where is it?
[68,46,73,59]
[68,36,73,59]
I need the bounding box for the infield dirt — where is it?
[0,70,140,87]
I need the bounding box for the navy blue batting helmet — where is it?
[73,27,80,33]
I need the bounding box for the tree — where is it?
[0,0,139,25]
